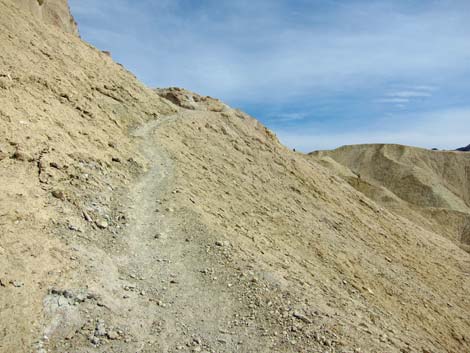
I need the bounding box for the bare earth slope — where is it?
[0,1,175,351]
[312,144,470,251]
[1,2,470,353]
[151,90,470,353]
[14,0,78,35]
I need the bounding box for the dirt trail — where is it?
[37,113,273,353]
[107,115,262,352]
[3,1,470,351]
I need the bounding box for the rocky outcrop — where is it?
[155,87,229,112]
[14,0,79,35]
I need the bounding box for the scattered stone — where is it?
[0,150,8,161]
[51,189,66,201]
[89,335,100,345]
[124,284,137,291]
[83,211,93,222]
[95,320,106,336]
[0,77,12,90]
[49,161,62,169]
[293,311,311,324]
[215,240,230,247]
[95,218,108,229]
[68,223,82,232]
[75,292,87,302]
[87,292,99,301]
[58,296,69,307]
[11,280,24,288]
[49,288,63,295]
[12,149,33,162]
[107,330,119,340]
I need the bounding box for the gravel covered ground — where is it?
[1,2,470,352]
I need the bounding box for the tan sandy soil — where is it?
[1,2,470,353]
[312,144,470,251]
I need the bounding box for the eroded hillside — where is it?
[0,1,174,351]
[312,144,470,251]
[14,0,78,35]
[1,1,470,353]
[151,89,470,353]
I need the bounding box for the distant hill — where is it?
[457,144,470,151]
[312,144,470,251]
[1,0,470,352]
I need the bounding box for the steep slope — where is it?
[14,0,78,35]
[0,1,175,351]
[1,2,470,353]
[457,144,470,152]
[151,89,470,353]
[312,144,470,251]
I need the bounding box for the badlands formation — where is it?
[0,1,469,352]
[312,144,470,252]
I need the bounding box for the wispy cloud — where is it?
[69,1,470,102]
[386,91,432,98]
[411,85,438,92]
[266,112,308,123]
[70,0,470,150]
[277,107,470,152]
[377,85,438,109]
[377,98,410,103]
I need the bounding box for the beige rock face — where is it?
[312,144,470,251]
[1,0,470,352]
[13,0,79,35]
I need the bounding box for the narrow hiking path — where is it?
[112,115,261,353]
[41,114,269,353]
[112,115,258,352]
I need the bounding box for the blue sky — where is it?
[69,0,470,151]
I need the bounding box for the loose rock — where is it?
[95,218,109,229]
[52,189,66,201]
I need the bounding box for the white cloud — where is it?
[267,112,308,122]
[377,84,438,109]
[70,1,470,151]
[69,1,470,103]
[386,91,432,98]
[377,98,410,103]
[411,85,438,91]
